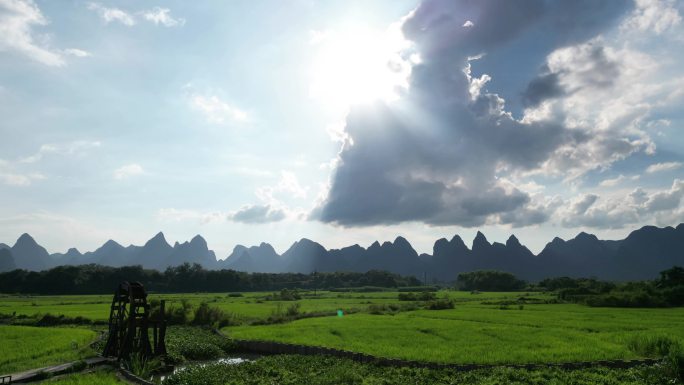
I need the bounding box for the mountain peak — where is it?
[506,235,521,247]
[191,234,205,242]
[393,236,411,247]
[433,238,449,254]
[16,233,37,245]
[190,235,207,247]
[575,232,598,242]
[472,231,491,250]
[449,235,467,249]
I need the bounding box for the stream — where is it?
[153,354,262,382]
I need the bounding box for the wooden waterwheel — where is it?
[102,281,166,360]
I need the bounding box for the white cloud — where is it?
[0,169,45,186]
[141,7,185,27]
[87,2,135,26]
[646,161,682,173]
[599,174,639,187]
[0,0,66,66]
[256,171,309,204]
[0,141,99,186]
[622,0,681,35]
[190,94,248,124]
[113,163,144,180]
[88,3,185,28]
[20,140,101,163]
[63,48,91,57]
[559,179,684,228]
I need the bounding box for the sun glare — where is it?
[309,26,412,111]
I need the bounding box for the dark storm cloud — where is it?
[522,72,563,107]
[315,0,635,227]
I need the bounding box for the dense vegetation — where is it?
[166,326,237,364]
[0,263,420,294]
[164,354,680,385]
[456,270,527,291]
[541,266,684,307]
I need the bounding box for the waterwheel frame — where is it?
[102,281,166,360]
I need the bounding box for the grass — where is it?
[3,290,683,367]
[0,291,552,323]
[0,325,97,374]
[42,368,126,384]
[226,303,684,364]
[163,354,677,385]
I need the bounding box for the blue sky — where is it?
[1,0,683,258]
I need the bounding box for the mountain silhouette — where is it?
[11,233,51,271]
[167,235,217,270]
[0,248,16,272]
[221,242,282,273]
[282,238,330,273]
[2,223,683,281]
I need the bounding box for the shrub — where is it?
[164,299,193,325]
[286,303,300,317]
[426,298,454,310]
[398,291,437,301]
[266,288,301,301]
[36,313,92,326]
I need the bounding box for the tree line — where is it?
[0,263,421,294]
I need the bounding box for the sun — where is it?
[309,25,412,112]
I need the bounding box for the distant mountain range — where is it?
[1,223,683,281]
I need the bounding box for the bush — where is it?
[36,313,92,326]
[398,292,436,301]
[264,288,302,301]
[164,299,193,325]
[426,298,454,310]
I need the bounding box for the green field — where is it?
[0,325,96,374]
[1,290,683,376]
[227,303,684,363]
[0,290,545,322]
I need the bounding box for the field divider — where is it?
[217,330,661,372]
[3,357,114,383]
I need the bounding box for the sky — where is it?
[1,0,683,258]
